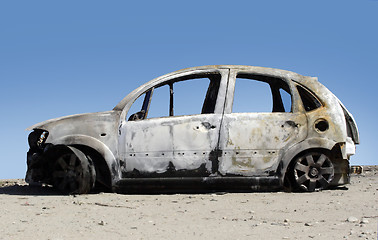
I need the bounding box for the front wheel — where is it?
[292,152,334,192]
[51,146,96,194]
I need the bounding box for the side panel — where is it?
[120,114,222,176]
[218,113,307,176]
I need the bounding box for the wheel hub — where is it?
[309,167,319,178]
[66,170,76,178]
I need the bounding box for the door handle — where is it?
[201,122,216,130]
[285,120,299,128]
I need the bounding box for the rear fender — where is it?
[277,137,338,183]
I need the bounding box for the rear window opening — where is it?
[232,74,292,113]
[297,85,322,111]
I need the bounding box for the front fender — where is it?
[51,135,121,184]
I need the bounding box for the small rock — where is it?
[360,218,369,224]
[350,230,355,235]
[98,220,105,226]
[304,223,312,226]
[215,192,227,195]
[284,219,289,223]
[347,216,359,223]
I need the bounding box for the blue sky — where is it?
[0,0,377,179]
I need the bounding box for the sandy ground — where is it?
[0,167,377,240]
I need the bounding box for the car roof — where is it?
[114,65,318,111]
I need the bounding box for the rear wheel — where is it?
[52,146,95,194]
[292,151,334,192]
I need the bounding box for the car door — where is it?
[119,68,229,178]
[217,69,308,176]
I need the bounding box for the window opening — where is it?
[233,74,291,113]
[279,88,292,112]
[297,85,322,111]
[147,85,170,119]
[142,89,153,116]
[172,78,211,116]
[127,72,221,121]
[127,92,147,121]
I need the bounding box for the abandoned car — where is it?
[26,65,359,194]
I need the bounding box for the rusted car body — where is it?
[26,65,359,193]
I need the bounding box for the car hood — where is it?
[26,111,120,131]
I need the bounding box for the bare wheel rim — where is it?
[293,152,334,191]
[52,152,84,193]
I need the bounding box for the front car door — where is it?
[218,68,308,176]
[119,68,229,178]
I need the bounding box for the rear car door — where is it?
[218,69,308,176]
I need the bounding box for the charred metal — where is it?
[25,65,359,194]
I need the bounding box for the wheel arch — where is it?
[277,137,342,185]
[50,135,121,187]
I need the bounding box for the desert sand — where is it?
[0,167,377,240]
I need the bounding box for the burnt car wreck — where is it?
[26,65,359,194]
